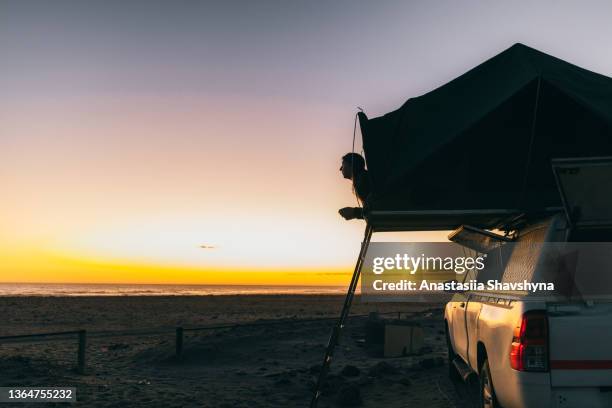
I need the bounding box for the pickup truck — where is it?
[444,157,612,408]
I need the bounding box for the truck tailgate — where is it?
[548,303,612,386]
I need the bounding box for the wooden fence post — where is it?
[77,330,86,374]
[176,327,183,359]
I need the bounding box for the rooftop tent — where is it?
[359,43,612,231]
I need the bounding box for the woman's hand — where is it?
[338,207,359,220]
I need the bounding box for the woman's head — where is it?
[340,153,366,179]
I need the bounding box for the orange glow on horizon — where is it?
[0,246,352,286]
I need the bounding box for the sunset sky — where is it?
[2,1,612,285]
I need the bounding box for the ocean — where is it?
[0,283,347,296]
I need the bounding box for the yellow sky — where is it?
[1,243,352,285]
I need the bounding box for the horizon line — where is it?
[0,281,347,287]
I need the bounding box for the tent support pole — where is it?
[309,222,373,408]
[520,76,542,208]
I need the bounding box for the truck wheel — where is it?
[480,359,500,408]
[445,325,461,381]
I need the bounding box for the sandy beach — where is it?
[0,295,478,407]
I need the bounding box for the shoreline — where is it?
[0,283,351,297]
[0,293,352,298]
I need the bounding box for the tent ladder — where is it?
[309,222,373,408]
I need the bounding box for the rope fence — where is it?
[0,310,420,371]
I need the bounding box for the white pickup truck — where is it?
[444,157,612,408]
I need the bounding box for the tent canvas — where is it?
[359,43,612,230]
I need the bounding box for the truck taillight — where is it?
[510,311,549,372]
